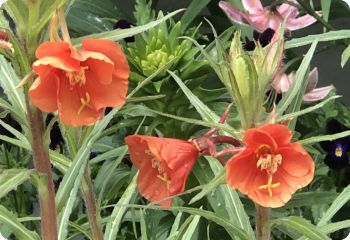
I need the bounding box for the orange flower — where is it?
[226,124,314,208]
[125,135,199,207]
[29,39,129,126]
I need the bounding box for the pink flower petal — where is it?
[219,1,246,24]
[242,0,263,13]
[271,73,292,93]
[305,67,318,93]
[277,3,299,18]
[286,15,317,31]
[303,85,334,102]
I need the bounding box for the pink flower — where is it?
[219,0,318,32]
[271,67,334,102]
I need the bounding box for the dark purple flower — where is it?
[244,28,275,51]
[46,114,64,153]
[320,119,350,169]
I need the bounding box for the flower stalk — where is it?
[256,206,270,240]
[27,101,58,240]
[81,166,103,240]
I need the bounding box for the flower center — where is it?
[256,144,282,197]
[335,145,343,157]
[146,149,171,190]
[66,66,88,86]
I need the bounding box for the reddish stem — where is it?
[27,103,58,240]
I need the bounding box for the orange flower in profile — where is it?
[29,39,129,126]
[125,135,199,207]
[226,124,314,208]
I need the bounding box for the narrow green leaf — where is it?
[277,95,340,122]
[56,109,119,210]
[321,0,331,22]
[169,70,220,123]
[171,207,249,240]
[0,169,34,199]
[277,41,318,115]
[0,56,27,121]
[189,170,225,204]
[192,157,254,239]
[56,109,119,239]
[285,30,350,49]
[0,205,40,240]
[140,210,148,240]
[127,58,178,99]
[299,130,350,145]
[0,135,31,150]
[181,213,201,239]
[104,173,137,240]
[166,212,183,240]
[141,106,239,136]
[319,220,350,234]
[180,0,210,31]
[0,119,29,146]
[317,183,350,226]
[72,9,185,47]
[272,216,330,240]
[284,192,338,209]
[341,44,350,67]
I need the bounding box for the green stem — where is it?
[81,166,104,240]
[256,205,270,240]
[27,102,58,240]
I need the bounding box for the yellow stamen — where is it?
[257,152,282,175]
[77,92,91,115]
[258,176,280,197]
[66,66,88,86]
[145,149,171,189]
[335,147,343,157]
[157,173,171,190]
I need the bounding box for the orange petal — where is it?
[259,124,292,147]
[125,135,173,207]
[279,144,314,178]
[83,69,127,110]
[226,149,260,195]
[147,138,198,193]
[28,70,59,112]
[243,128,277,152]
[125,135,153,169]
[57,78,103,126]
[36,41,71,58]
[81,38,130,80]
[80,50,114,85]
[137,166,172,208]
[33,56,80,73]
[249,173,287,208]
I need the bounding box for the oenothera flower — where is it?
[271,67,333,102]
[29,39,129,126]
[219,0,317,32]
[125,135,199,207]
[226,124,314,208]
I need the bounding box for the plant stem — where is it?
[27,102,58,240]
[81,166,104,240]
[256,205,270,240]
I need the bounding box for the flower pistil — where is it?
[256,144,282,196]
[77,92,91,115]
